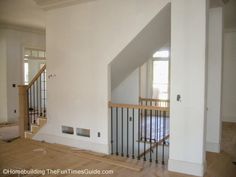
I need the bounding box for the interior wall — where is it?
[111,68,139,104]
[0,27,45,123]
[0,30,8,123]
[168,0,207,176]
[140,59,154,99]
[28,59,46,82]
[34,0,170,154]
[222,30,236,122]
[206,7,223,153]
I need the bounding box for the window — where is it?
[152,60,169,100]
[23,48,46,85]
[24,62,29,85]
[153,50,169,58]
[24,48,46,60]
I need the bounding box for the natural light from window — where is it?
[152,50,169,58]
[152,60,169,100]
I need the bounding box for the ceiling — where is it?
[0,0,45,29]
[0,0,235,30]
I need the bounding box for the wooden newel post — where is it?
[18,85,28,138]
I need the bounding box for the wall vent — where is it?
[76,128,90,137]
[62,126,74,134]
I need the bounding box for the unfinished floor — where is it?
[0,122,236,177]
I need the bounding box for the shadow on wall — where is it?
[110,3,171,90]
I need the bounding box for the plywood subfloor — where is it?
[0,139,235,177]
[221,122,236,160]
[0,125,19,141]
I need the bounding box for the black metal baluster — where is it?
[140,101,143,141]
[156,110,159,163]
[127,108,129,158]
[33,83,35,123]
[121,108,124,156]
[144,109,147,161]
[116,107,119,156]
[132,108,135,159]
[43,70,45,117]
[138,108,140,160]
[162,111,166,165]
[37,78,39,118]
[31,87,33,124]
[26,89,30,130]
[111,107,113,155]
[149,110,152,162]
[39,75,42,116]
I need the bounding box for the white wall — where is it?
[222,31,236,122]
[0,30,8,123]
[140,59,154,99]
[206,7,223,153]
[112,68,139,104]
[168,0,207,176]
[0,27,45,123]
[111,4,170,90]
[34,0,170,154]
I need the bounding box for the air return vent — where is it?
[62,126,74,134]
[76,128,90,137]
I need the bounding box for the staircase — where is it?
[25,117,47,139]
[18,65,47,139]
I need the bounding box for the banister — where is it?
[108,101,169,111]
[139,97,169,102]
[27,64,46,89]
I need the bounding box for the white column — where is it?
[168,0,207,176]
[206,7,223,153]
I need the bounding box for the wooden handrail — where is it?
[139,97,169,102]
[108,102,169,111]
[27,64,46,89]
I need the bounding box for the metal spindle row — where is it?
[27,69,47,129]
[139,98,169,108]
[110,106,169,164]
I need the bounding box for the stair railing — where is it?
[18,65,46,138]
[139,97,169,108]
[109,101,169,164]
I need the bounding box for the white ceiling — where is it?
[0,0,45,29]
[0,0,235,30]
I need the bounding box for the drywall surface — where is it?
[36,0,170,153]
[206,7,223,153]
[168,0,207,176]
[0,30,8,123]
[112,68,139,104]
[222,31,236,122]
[139,59,154,99]
[0,27,45,123]
[111,4,170,90]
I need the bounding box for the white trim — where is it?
[33,133,109,154]
[0,23,45,34]
[206,142,221,153]
[168,159,206,177]
[34,0,95,11]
